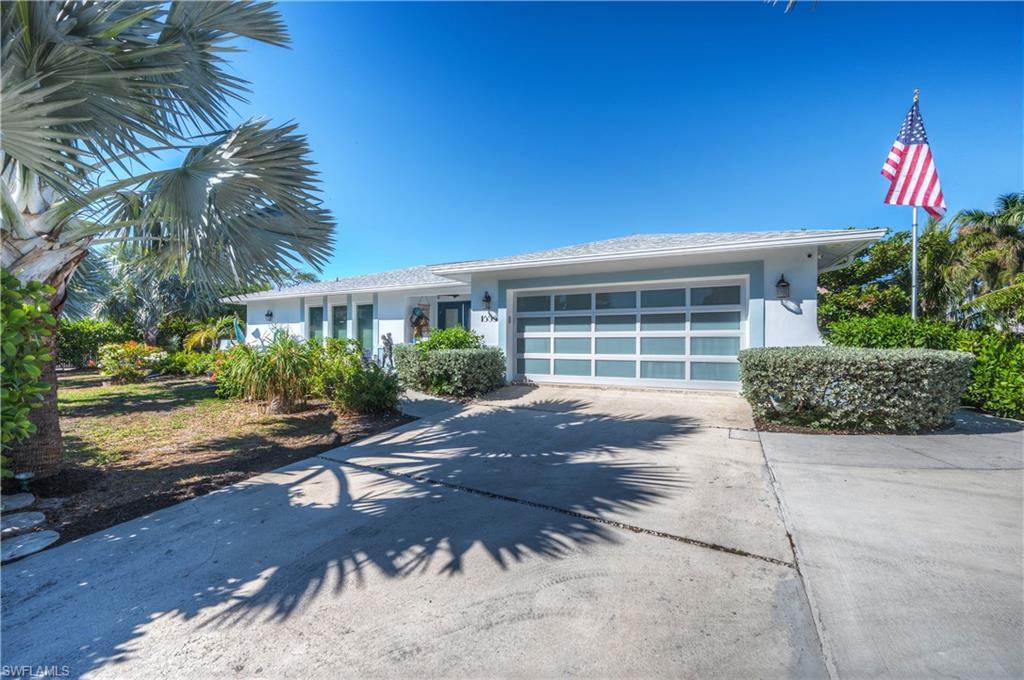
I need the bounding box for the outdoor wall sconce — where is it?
[265,310,273,323]
[776,275,791,299]
[482,291,492,310]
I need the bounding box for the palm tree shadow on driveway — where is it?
[2,399,699,674]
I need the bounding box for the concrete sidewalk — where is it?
[761,410,1024,679]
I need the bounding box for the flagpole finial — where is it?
[913,88,920,103]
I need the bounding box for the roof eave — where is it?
[222,279,467,304]
[429,230,888,276]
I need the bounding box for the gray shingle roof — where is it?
[432,229,882,273]
[228,229,884,302]
[227,265,461,303]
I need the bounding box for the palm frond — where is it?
[119,119,335,291]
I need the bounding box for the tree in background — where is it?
[954,192,1024,299]
[1,2,335,476]
[820,193,1024,331]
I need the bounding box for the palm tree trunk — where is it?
[5,239,89,478]
[10,334,63,478]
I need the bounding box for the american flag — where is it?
[881,100,946,219]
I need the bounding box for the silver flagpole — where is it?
[910,88,921,320]
[911,205,919,320]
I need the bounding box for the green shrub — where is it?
[161,350,218,377]
[826,314,956,350]
[57,318,138,368]
[1,270,56,450]
[395,345,505,398]
[738,346,974,433]
[214,334,311,413]
[417,327,484,352]
[98,341,167,383]
[955,331,1024,419]
[156,314,202,351]
[308,338,400,413]
[212,345,249,399]
[826,313,1023,420]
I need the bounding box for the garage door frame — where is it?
[508,274,749,391]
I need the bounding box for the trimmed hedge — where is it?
[395,345,505,398]
[57,318,138,368]
[827,314,1023,419]
[739,346,974,433]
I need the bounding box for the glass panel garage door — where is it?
[514,281,745,386]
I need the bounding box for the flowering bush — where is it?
[98,341,167,383]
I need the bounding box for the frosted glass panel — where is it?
[554,337,591,354]
[518,358,551,375]
[516,338,550,354]
[691,362,740,381]
[595,315,635,332]
[554,316,591,332]
[641,288,686,308]
[596,360,636,378]
[691,337,740,356]
[640,337,686,355]
[641,313,685,331]
[595,337,635,354]
[596,291,636,309]
[691,311,741,330]
[554,293,591,311]
[691,286,741,306]
[518,295,551,312]
[554,359,591,376]
[517,317,550,333]
[640,361,685,380]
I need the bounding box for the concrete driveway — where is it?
[1,385,826,678]
[762,411,1024,679]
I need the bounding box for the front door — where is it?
[437,300,471,330]
[357,304,374,353]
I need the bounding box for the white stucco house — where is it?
[227,228,885,390]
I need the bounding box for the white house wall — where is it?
[245,296,305,345]
[469,275,501,347]
[762,246,822,346]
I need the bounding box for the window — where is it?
[308,306,324,341]
[596,291,636,309]
[691,285,741,306]
[554,293,591,311]
[518,295,551,312]
[331,305,348,339]
[641,288,686,308]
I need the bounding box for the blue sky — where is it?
[227,1,1023,279]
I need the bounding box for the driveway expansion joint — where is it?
[326,456,796,570]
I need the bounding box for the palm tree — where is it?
[1,2,335,476]
[953,192,1024,295]
[185,316,236,353]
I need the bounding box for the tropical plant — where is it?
[313,340,401,414]
[98,341,167,383]
[1,271,56,472]
[185,316,236,352]
[216,333,312,413]
[1,2,335,475]
[953,192,1024,295]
